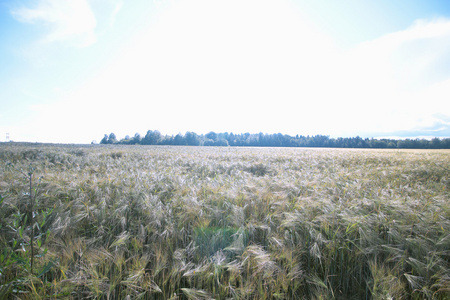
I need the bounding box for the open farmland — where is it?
[0,144,449,299]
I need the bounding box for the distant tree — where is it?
[442,138,450,149]
[100,130,450,149]
[118,135,132,144]
[227,133,237,146]
[185,131,200,146]
[431,137,441,149]
[218,132,229,142]
[204,139,215,146]
[108,133,117,144]
[100,133,118,144]
[142,131,151,145]
[205,131,217,141]
[100,134,108,144]
[132,133,141,144]
[143,130,162,145]
[215,138,229,146]
[153,130,162,144]
[173,133,184,145]
[386,140,397,148]
[258,132,267,146]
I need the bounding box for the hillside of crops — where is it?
[0,144,449,299]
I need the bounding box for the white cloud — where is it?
[325,18,450,136]
[11,0,97,47]
[70,0,339,134]
[55,3,450,139]
[349,18,450,89]
[12,2,450,142]
[109,1,123,26]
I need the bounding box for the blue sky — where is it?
[1,0,450,143]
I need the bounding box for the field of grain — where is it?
[0,144,449,299]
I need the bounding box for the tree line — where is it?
[100,130,450,149]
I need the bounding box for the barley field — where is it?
[0,144,449,299]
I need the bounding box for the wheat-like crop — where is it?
[0,144,449,299]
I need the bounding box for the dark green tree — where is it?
[132,133,141,144]
[185,131,200,146]
[108,133,117,144]
[143,130,162,145]
[100,134,108,144]
[173,133,184,145]
[205,131,217,141]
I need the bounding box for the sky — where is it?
[1,0,450,144]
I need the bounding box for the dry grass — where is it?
[0,144,449,299]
